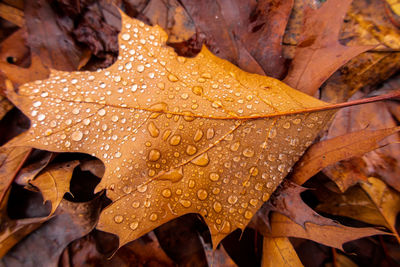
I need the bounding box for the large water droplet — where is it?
[186,145,197,155]
[114,215,124,223]
[242,148,255,158]
[228,195,238,205]
[147,122,160,137]
[192,153,209,166]
[170,135,181,146]
[179,199,192,208]
[209,172,220,181]
[192,86,203,96]
[197,189,208,200]
[206,128,215,139]
[130,221,139,230]
[157,167,183,182]
[244,210,253,219]
[213,201,222,213]
[71,131,83,141]
[149,213,158,222]
[162,188,172,198]
[193,129,203,142]
[168,74,179,82]
[230,142,240,152]
[148,149,161,161]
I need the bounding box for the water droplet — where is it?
[181,93,189,99]
[148,149,161,161]
[230,142,240,152]
[213,201,222,213]
[168,74,179,82]
[137,184,148,193]
[228,195,238,204]
[157,167,183,182]
[249,166,259,176]
[37,114,46,121]
[162,188,172,198]
[278,164,285,172]
[132,201,140,208]
[130,221,139,230]
[71,131,83,141]
[209,172,220,182]
[244,210,253,219]
[122,33,130,40]
[206,128,215,139]
[179,199,192,208]
[193,129,203,142]
[197,189,208,200]
[163,130,172,141]
[262,193,270,202]
[123,186,132,194]
[293,118,301,125]
[212,188,220,195]
[98,109,106,116]
[137,65,145,72]
[33,101,41,107]
[249,199,258,207]
[115,151,122,158]
[111,115,119,122]
[192,86,203,96]
[188,179,195,188]
[83,118,90,125]
[147,122,160,137]
[283,122,291,129]
[149,213,158,221]
[219,221,231,234]
[186,145,197,155]
[268,128,277,139]
[242,148,255,158]
[169,135,181,146]
[192,153,209,166]
[114,215,124,223]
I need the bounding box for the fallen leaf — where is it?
[283,0,373,96]
[0,96,13,120]
[251,180,336,229]
[5,10,335,247]
[266,212,389,250]
[316,181,400,241]
[291,126,400,186]
[60,232,175,267]
[0,146,31,204]
[361,177,400,242]
[324,90,400,191]
[325,253,358,267]
[0,2,24,27]
[79,158,105,178]
[14,150,54,186]
[0,197,102,266]
[262,236,303,267]
[179,0,293,77]
[0,190,47,258]
[30,160,80,214]
[24,0,84,71]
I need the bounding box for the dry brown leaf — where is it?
[0,190,47,258]
[0,2,24,27]
[291,126,400,186]
[324,91,400,191]
[266,212,389,250]
[0,96,13,120]
[361,177,400,242]
[261,236,303,267]
[4,10,335,247]
[30,160,80,214]
[14,151,54,186]
[0,146,31,204]
[316,180,400,241]
[0,197,102,266]
[283,0,373,96]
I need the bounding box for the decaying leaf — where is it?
[283,0,373,95]
[0,197,102,266]
[316,179,400,242]
[291,126,400,186]
[30,160,80,214]
[261,236,303,267]
[4,9,335,247]
[265,212,389,250]
[0,96,12,121]
[0,190,47,258]
[0,146,31,204]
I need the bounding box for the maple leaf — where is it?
[4,10,334,247]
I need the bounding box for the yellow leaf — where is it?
[30,161,80,215]
[5,10,333,247]
[262,237,303,267]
